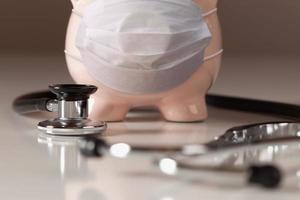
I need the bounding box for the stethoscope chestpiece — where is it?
[38,84,107,136]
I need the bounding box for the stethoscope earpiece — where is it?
[78,136,283,189]
[248,165,282,189]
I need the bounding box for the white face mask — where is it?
[76,0,211,94]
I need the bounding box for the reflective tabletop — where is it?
[1,53,300,200]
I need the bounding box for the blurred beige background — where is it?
[0,0,299,55]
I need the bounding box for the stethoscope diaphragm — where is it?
[14,84,107,136]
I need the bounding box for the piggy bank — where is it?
[65,0,222,122]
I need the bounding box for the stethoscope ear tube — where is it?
[13,91,56,114]
[79,136,283,189]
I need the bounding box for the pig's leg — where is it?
[158,0,222,122]
[158,65,215,122]
[159,95,208,122]
[89,93,131,122]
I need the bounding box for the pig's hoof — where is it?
[90,101,130,122]
[159,96,208,122]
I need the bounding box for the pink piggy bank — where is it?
[65,0,223,122]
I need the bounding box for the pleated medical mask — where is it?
[76,0,211,94]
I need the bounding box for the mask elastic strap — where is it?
[72,9,83,18]
[74,7,217,19]
[66,49,223,64]
[65,50,83,62]
[204,49,223,61]
[73,8,217,18]
[202,8,218,18]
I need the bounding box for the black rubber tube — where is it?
[13,91,300,118]
[206,94,300,119]
[13,91,56,114]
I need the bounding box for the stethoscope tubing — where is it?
[78,136,283,188]
[13,90,300,119]
[206,94,300,119]
[13,91,56,114]
[13,88,300,189]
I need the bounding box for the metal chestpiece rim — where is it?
[38,84,107,136]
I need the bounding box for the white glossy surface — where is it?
[0,53,300,199]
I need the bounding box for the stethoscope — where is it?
[13,84,300,189]
[13,84,107,135]
[36,121,300,189]
[77,122,300,189]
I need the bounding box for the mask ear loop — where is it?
[74,6,218,18]
[204,49,223,61]
[202,8,223,61]
[202,8,218,18]
[72,9,83,18]
[65,9,84,62]
[65,50,83,62]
